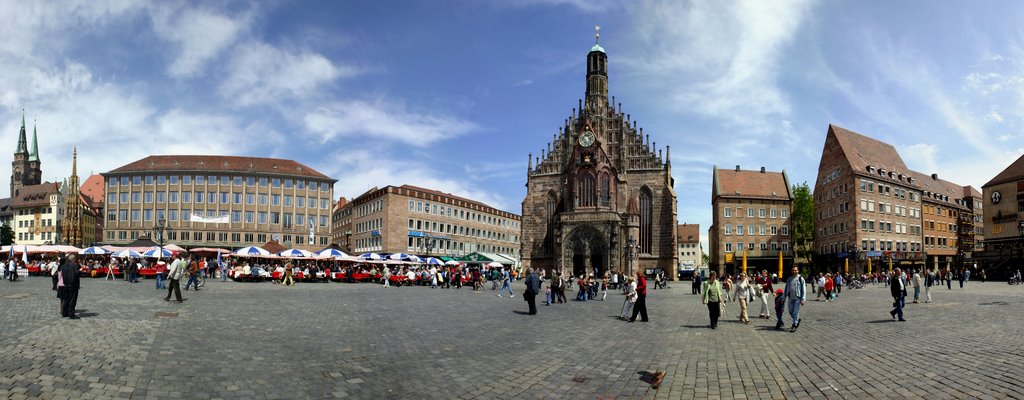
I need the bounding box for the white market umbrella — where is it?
[316,248,349,258]
[278,248,314,258]
[425,257,443,266]
[358,252,383,261]
[78,246,109,255]
[235,246,271,256]
[143,247,173,258]
[486,261,503,268]
[114,249,143,258]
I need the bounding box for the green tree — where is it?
[791,182,815,266]
[0,222,13,246]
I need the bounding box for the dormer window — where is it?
[866,165,875,173]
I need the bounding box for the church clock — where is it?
[578,130,595,147]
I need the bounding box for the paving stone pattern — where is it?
[1,277,1022,399]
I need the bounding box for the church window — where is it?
[578,173,597,208]
[639,188,653,254]
[600,173,610,207]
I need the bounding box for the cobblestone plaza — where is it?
[1,277,1022,399]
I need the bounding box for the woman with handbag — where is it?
[732,273,751,324]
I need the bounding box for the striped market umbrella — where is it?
[358,252,383,261]
[278,248,314,258]
[114,250,143,258]
[235,246,271,256]
[425,257,443,266]
[78,246,109,255]
[143,247,173,258]
[316,248,350,258]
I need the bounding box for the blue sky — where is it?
[2,1,1023,251]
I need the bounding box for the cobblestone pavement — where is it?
[1,276,1023,399]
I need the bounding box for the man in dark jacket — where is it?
[523,268,540,315]
[889,267,907,321]
[59,254,82,319]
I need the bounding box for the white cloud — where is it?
[501,0,618,12]
[221,41,358,106]
[901,143,939,174]
[150,5,249,78]
[622,0,815,130]
[303,99,476,146]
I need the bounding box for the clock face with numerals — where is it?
[579,130,595,147]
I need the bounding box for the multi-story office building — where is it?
[813,125,926,272]
[981,153,1024,274]
[814,124,978,273]
[80,174,106,243]
[911,171,968,270]
[709,166,793,274]
[347,184,520,258]
[959,186,984,266]
[12,182,65,245]
[331,197,351,252]
[102,155,337,250]
[676,223,703,271]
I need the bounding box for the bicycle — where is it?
[847,280,864,289]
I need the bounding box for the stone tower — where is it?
[521,31,678,279]
[10,113,42,198]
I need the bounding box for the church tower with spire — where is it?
[10,112,42,197]
[521,29,678,279]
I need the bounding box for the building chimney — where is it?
[735,165,741,171]
[931,173,938,180]
[760,167,766,173]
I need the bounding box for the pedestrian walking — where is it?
[756,270,773,318]
[889,267,907,321]
[628,271,649,322]
[58,255,81,319]
[164,254,184,303]
[523,268,540,315]
[600,276,608,301]
[48,257,60,291]
[282,263,294,286]
[701,271,723,329]
[946,269,952,290]
[773,289,786,329]
[183,257,201,291]
[733,273,751,324]
[783,267,806,332]
[692,273,702,295]
[911,270,922,303]
[620,277,637,319]
[834,273,843,296]
[959,269,966,289]
[924,269,935,303]
[498,268,514,297]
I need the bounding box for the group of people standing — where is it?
[700,268,806,332]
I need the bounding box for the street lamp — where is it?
[425,238,435,257]
[153,218,169,260]
[624,235,640,276]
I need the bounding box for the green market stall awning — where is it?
[456,252,515,265]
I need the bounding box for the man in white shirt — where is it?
[164,254,184,302]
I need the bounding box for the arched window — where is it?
[546,193,557,254]
[577,173,596,208]
[600,173,610,207]
[639,188,653,254]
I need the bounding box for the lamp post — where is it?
[153,218,169,260]
[426,238,435,257]
[624,235,640,276]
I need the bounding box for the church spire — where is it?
[15,110,27,155]
[29,120,39,162]
[72,146,78,177]
[585,26,609,113]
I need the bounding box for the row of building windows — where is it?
[109,175,330,191]
[723,224,789,236]
[106,208,328,227]
[722,207,789,219]
[17,218,57,228]
[405,236,515,256]
[407,219,518,243]
[859,179,917,201]
[105,230,328,246]
[407,199,519,230]
[16,207,56,216]
[18,232,55,241]
[723,242,790,252]
[819,239,924,254]
[108,192,329,209]
[924,236,955,248]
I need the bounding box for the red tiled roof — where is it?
[677,224,700,243]
[12,182,60,208]
[983,153,1024,188]
[909,171,966,209]
[828,124,914,182]
[963,185,982,199]
[105,155,335,181]
[715,168,790,200]
[80,174,104,205]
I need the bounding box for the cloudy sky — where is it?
[3,1,1023,250]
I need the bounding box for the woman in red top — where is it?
[823,274,835,302]
[629,271,649,322]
